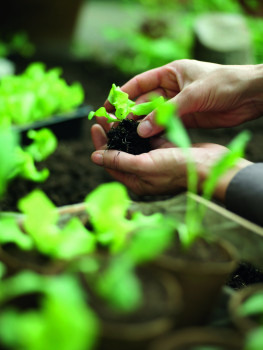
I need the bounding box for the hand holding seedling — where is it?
[103,59,263,138]
[91,125,250,201]
[92,95,251,203]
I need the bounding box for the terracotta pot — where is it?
[153,238,238,327]
[149,327,244,350]
[86,266,183,350]
[229,283,263,334]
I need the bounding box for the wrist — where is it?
[213,159,253,202]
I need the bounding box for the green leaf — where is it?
[156,102,191,148]
[0,127,18,196]
[88,83,164,123]
[0,274,99,350]
[127,212,175,263]
[54,217,96,259]
[88,107,116,122]
[0,216,33,250]
[130,95,165,116]
[0,62,84,125]
[10,147,50,183]
[244,326,263,350]
[25,128,58,161]
[239,291,263,317]
[94,257,142,312]
[108,84,136,121]
[85,182,134,251]
[18,190,59,254]
[0,271,45,303]
[0,262,6,280]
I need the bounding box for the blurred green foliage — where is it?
[0,62,84,125]
[103,0,263,74]
[0,32,34,58]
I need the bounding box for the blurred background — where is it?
[1,0,263,102]
[1,0,263,163]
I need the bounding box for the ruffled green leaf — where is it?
[25,128,58,162]
[0,216,33,250]
[85,182,134,252]
[0,62,84,125]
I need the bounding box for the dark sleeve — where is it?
[225,163,263,227]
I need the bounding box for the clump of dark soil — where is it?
[227,261,263,290]
[107,119,151,155]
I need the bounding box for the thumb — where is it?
[137,111,164,138]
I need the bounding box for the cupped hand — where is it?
[104,59,263,138]
[91,123,251,200]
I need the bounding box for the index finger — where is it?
[104,65,170,112]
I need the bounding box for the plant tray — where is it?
[12,104,93,144]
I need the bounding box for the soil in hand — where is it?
[107,119,151,155]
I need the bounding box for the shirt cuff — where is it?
[226,163,263,227]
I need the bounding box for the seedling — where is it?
[83,181,175,311]
[0,62,84,125]
[0,127,57,197]
[88,84,164,154]
[238,290,263,323]
[84,181,174,255]
[238,290,263,350]
[3,189,96,260]
[88,83,164,123]
[0,271,99,350]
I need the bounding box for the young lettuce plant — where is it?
[88,83,164,123]
[9,128,58,183]
[0,127,18,197]
[0,189,96,260]
[83,181,175,312]
[84,181,174,254]
[0,271,99,350]
[88,84,165,154]
[155,101,251,249]
[0,126,57,197]
[0,62,84,125]
[238,290,263,350]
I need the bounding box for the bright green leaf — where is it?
[0,216,33,250]
[25,128,58,161]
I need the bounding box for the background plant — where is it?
[238,289,263,350]
[0,271,99,350]
[0,62,84,125]
[0,32,34,58]
[101,0,263,75]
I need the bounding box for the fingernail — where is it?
[92,152,103,166]
[138,120,153,137]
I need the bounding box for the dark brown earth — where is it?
[107,119,151,155]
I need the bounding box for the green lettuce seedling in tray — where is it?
[0,62,85,126]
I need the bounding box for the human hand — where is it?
[104,59,263,137]
[91,123,251,201]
